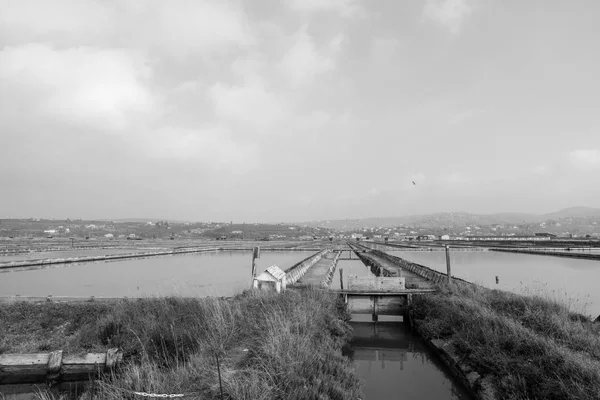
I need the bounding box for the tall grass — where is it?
[412,282,600,400]
[2,288,360,400]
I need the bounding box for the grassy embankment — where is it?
[412,282,600,400]
[0,288,361,400]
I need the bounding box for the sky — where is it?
[1,0,599,223]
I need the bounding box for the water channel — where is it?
[371,245,600,318]
[334,258,471,399]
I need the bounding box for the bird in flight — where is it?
[412,181,416,185]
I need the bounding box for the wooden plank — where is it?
[378,277,405,291]
[0,354,49,384]
[348,275,376,290]
[0,351,121,385]
[53,353,107,382]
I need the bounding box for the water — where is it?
[0,250,315,298]
[330,258,373,290]
[333,258,472,399]
[382,248,600,317]
[348,322,471,400]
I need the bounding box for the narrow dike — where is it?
[491,247,600,260]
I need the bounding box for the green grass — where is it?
[412,282,600,400]
[1,288,361,400]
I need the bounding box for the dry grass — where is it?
[1,288,360,400]
[412,282,600,400]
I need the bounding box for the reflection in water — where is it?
[347,322,471,400]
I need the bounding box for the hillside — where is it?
[302,207,600,231]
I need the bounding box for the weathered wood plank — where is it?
[0,350,122,385]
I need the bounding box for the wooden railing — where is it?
[284,249,330,284]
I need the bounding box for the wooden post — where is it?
[445,245,452,284]
[251,246,260,279]
[372,296,379,322]
[105,348,120,373]
[46,350,63,384]
[339,268,344,290]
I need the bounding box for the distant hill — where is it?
[107,218,196,224]
[302,207,600,230]
[544,207,600,219]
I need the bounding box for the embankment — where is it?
[491,247,600,260]
[0,288,361,400]
[411,282,600,400]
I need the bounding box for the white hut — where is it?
[253,265,287,293]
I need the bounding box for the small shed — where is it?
[253,265,287,293]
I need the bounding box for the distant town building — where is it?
[534,233,557,238]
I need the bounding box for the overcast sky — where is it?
[1,0,599,222]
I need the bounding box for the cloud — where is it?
[438,172,472,185]
[568,149,600,170]
[448,108,486,125]
[0,43,159,131]
[143,126,259,172]
[0,0,254,56]
[531,165,549,175]
[137,0,255,57]
[286,0,363,18]
[423,0,472,34]
[209,80,289,130]
[277,26,338,87]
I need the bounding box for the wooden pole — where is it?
[339,268,344,290]
[251,246,260,278]
[445,245,452,284]
[216,353,224,400]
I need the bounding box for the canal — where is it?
[334,257,472,399]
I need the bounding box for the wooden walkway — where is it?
[295,251,340,286]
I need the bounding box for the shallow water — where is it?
[373,245,600,317]
[0,250,315,297]
[348,322,471,400]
